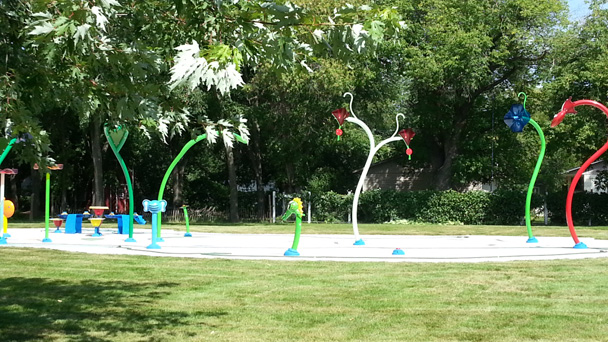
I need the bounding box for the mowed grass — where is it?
[2,246,608,341]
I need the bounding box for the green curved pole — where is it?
[182,205,191,237]
[43,173,51,242]
[157,132,248,238]
[0,138,17,165]
[290,215,302,250]
[103,127,136,242]
[525,118,545,241]
[282,200,303,255]
[157,134,207,237]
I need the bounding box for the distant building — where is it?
[358,157,494,192]
[562,160,607,193]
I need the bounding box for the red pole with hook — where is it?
[552,99,608,248]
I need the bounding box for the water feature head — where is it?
[142,199,167,214]
[551,97,577,127]
[398,128,415,159]
[504,103,531,133]
[331,108,350,141]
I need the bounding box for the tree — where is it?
[385,0,567,190]
[23,0,403,216]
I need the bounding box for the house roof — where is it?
[562,160,606,174]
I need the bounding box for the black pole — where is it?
[491,95,495,192]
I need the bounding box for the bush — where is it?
[311,189,548,225]
[417,190,490,224]
[547,191,608,226]
[311,191,351,223]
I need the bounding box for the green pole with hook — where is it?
[0,138,17,165]
[156,132,248,238]
[104,126,136,242]
[518,92,546,243]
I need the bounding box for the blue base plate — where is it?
[184,233,193,237]
[124,238,136,242]
[284,248,300,256]
[573,242,588,249]
[92,233,103,237]
[3,233,10,238]
[146,243,161,250]
[0,238,6,245]
[353,239,365,246]
[157,237,165,242]
[42,238,52,243]
[526,237,538,243]
[392,248,405,255]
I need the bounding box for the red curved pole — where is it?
[553,99,608,247]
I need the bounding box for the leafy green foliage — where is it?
[379,0,567,189]
[164,0,404,94]
[313,189,545,225]
[546,190,608,226]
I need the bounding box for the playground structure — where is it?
[551,97,608,249]
[1,93,606,255]
[281,197,304,256]
[503,92,545,243]
[333,92,415,245]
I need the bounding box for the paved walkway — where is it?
[2,228,608,263]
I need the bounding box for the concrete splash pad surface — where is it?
[3,228,608,262]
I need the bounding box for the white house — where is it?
[359,158,494,192]
[563,160,607,193]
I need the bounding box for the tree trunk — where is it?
[29,169,40,220]
[224,143,239,223]
[173,162,185,207]
[285,162,295,193]
[90,115,104,206]
[433,105,470,190]
[247,118,266,220]
[170,137,186,208]
[61,185,67,212]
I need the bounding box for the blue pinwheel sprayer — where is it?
[504,92,545,243]
[282,197,304,256]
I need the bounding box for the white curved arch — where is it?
[343,92,359,119]
[391,113,406,138]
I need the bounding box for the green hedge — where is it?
[546,191,608,226]
[312,189,547,225]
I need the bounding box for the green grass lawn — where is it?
[1,247,608,341]
[4,222,608,340]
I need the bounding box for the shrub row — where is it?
[546,191,608,226]
[311,189,550,225]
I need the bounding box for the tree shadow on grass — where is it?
[0,277,227,341]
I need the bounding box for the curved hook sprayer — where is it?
[343,92,359,119]
[391,113,406,138]
[551,98,608,248]
[504,92,544,243]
